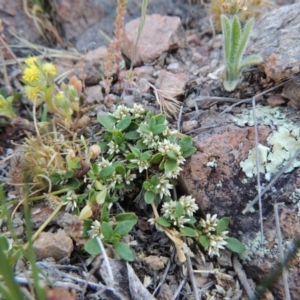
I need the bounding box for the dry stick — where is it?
[232,256,256,299]
[152,249,175,296]
[252,96,264,242]
[96,237,114,287]
[0,46,10,87]
[177,105,183,132]
[172,276,187,300]
[0,36,22,68]
[243,148,300,214]
[274,203,291,300]
[186,243,200,300]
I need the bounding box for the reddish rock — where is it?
[155,70,188,97]
[52,0,103,40]
[157,283,173,300]
[267,95,286,108]
[182,120,198,133]
[33,230,74,260]
[143,255,165,271]
[122,14,186,66]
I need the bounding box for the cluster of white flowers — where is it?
[156,175,173,199]
[200,214,229,257]
[113,104,146,120]
[88,220,104,239]
[179,195,199,216]
[107,141,120,155]
[124,170,137,185]
[97,157,112,169]
[161,195,198,227]
[130,158,150,173]
[64,189,78,212]
[138,130,160,149]
[106,172,123,191]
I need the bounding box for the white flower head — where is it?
[124,170,137,185]
[161,200,177,220]
[64,190,78,212]
[179,195,198,216]
[173,216,190,227]
[200,213,218,234]
[107,141,120,155]
[88,220,104,239]
[165,165,183,179]
[98,157,112,169]
[207,231,228,257]
[156,175,173,199]
[130,103,145,118]
[113,105,131,119]
[130,158,150,173]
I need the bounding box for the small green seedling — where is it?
[221,14,262,91]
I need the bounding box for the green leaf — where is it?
[199,235,209,248]
[0,236,10,251]
[230,15,241,64]
[50,173,61,184]
[225,237,246,254]
[115,213,138,224]
[97,114,117,131]
[167,150,178,160]
[114,220,135,236]
[216,217,230,234]
[144,191,155,203]
[139,123,151,133]
[143,181,151,190]
[100,166,115,178]
[175,201,184,218]
[157,217,171,227]
[180,226,196,237]
[148,117,156,131]
[186,216,197,224]
[101,203,110,222]
[115,165,126,176]
[65,177,81,189]
[130,147,141,157]
[101,222,113,240]
[153,124,166,134]
[221,14,231,63]
[84,238,102,255]
[150,153,162,164]
[179,136,193,150]
[140,151,151,161]
[125,130,140,140]
[136,140,148,150]
[155,114,166,124]
[117,117,132,131]
[182,146,197,158]
[67,157,80,170]
[239,54,262,71]
[96,189,107,205]
[165,158,177,172]
[150,175,160,186]
[113,241,135,261]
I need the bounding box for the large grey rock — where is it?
[247,2,300,82]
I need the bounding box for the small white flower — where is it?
[200,214,218,233]
[156,175,173,199]
[107,141,120,155]
[162,126,178,137]
[97,157,112,169]
[161,200,177,220]
[207,232,228,257]
[173,216,190,227]
[64,190,78,212]
[124,170,137,185]
[142,132,159,149]
[88,220,104,239]
[113,105,131,119]
[165,165,183,179]
[179,195,198,216]
[130,103,145,118]
[107,172,123,191]
[130,158,150,173]
[158,139,181,156]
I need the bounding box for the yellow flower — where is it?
[25,56,38,65]
[0,97,4,107]
[22,64,40,83]
[24,85,41,101]
[55,92,65,101]
[42,62,57,77]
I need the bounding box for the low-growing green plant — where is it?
[221,14,262,91]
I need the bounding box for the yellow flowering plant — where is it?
[0,94,16,119]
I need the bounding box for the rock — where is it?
[52,0,103,40]
[33,230,74,260]
[74,47,107,85]
[46,287,77,300]
[182,120,198,133]
[155,70,188,97]
[267,95,286,108]
[134,66,155,82]
[122,14,186,66]
[143,255,165,271]
[247,2,300,82]
[84,85,104,103]
[281,78,300,109]
[180,109,300,299]
[157,283,173,300]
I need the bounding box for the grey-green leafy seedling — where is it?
[221,14,262,91]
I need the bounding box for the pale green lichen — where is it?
[235,105,300,181]
[290,188,300,217]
